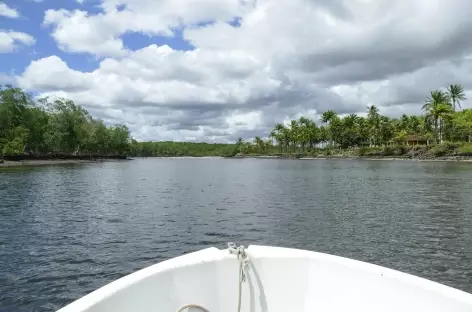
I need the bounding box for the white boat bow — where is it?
[57,244,472,312]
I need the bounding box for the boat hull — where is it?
[57,245,472,312]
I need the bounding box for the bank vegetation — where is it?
[2,84,472,161]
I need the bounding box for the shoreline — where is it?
[299,156,472,162]
[232,155,472,162]
[0,158,130,168]
[2,156,472,166]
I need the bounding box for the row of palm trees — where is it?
[423,84,466,143]
[237,84,470,154]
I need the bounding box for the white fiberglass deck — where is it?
[57,245,472,312]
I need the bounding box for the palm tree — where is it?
[319,126,328,147]
[320,110,337,125]
[344,113,358,127]
[273,123,289,153]
[446,84,466,141]
[409,115,421,135]
[269,130,277,148]
[430,104,453,143]
[298,117,319,151]
[378,116,393,146]
[320,110,337,147]
[367,105,380,146]
[289,120,299,153]
[236,137,244,153]
[338,114,360,148]
[254,136,264,154]
[446,84,466,111]
[329,115,342,147]
[425,90,450,109]
[264,138,273,151]
[423,90,453,143]
[297,117,312,152]
[356,116,369,146]
[400,114,410,132]
[281,127,291,153]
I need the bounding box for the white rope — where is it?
[228,242,250,312]
[176,243,249,312]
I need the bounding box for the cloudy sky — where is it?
[1,0,472,142]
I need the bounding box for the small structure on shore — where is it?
[403,135,429,146]
[388,134,429,146]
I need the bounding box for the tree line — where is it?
[237,84,472,154]
[2,84,472,159]
[130,141,237,157]
[0,85,238,159]
[0,85,132,158]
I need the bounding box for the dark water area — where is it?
[1,158,472,311]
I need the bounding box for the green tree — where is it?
[109,125,131,156]
[254,136,265,154]
[423,90,453,143]
[0,85,134,158]
[289,120,299,153]
[446,84,467,141]
[367,105,380,146]
[236,137,244,153]
[320,110,338,147]
[2,126,29,156]
[273,123,289,153]
[454,109,472,142]
[446,84,466,111]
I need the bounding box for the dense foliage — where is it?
[0,85,132,158]
[0,85,239,159]
[130,141,238,157]
[2,84,472,159]
[237,84,472,154]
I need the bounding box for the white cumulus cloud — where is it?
[0,31,35,53]
[14,0,472,142]
[43,0,254,57]
[0,3,19,18]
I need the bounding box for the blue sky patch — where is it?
[121,28,195,52]
[0,0,218,78]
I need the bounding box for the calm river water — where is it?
[1,158,472,311]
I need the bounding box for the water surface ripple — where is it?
[1,158,472,311]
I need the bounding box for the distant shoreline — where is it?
[298,156,472,162]
[230,154,472,162]
[2,155,472,167]
[0,158,131,168]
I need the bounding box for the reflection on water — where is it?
[1,159,472,311]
